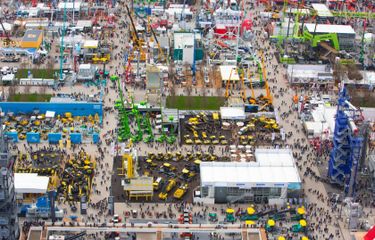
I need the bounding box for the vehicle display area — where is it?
[0,0,374,240]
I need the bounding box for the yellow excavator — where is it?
[258,51,273,111]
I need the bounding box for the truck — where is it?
[158,179,176,200]
[173,184,188,199]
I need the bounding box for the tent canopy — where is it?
[14,173,49,194]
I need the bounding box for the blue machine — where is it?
[328,87,363,196]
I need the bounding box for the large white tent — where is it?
[220,107,246,120]
[14,173,49,194]
[200,148,301,188]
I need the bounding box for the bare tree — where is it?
[23,85,31,94]
[39,86,47,95]
[47,57,54,70]
[8,85,16,98]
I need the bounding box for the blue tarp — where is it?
[92,133,99,144]
[70,133,82,144]
[36,196,49,208]
[48,133,62,144]
[26,132,40,143]
[5,132,18,142]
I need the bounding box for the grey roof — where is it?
[22,30,43,42]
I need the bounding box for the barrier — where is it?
[0,102,103,117]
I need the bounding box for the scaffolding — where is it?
[328,87,363,196]
[0,115,19,240]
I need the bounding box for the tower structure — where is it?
[328,87,363,196]
[0,114,19,240]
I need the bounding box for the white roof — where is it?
[311,3,333,17]
[14,173,49,194]
[303,121,330,136]
[83,40,98,48]
[309,105,337,139]
[219,65,240,81]
[58,1,82,11]
[45,111,55,118]
[200,149,301,187]
[220,107,246,120]
[305,23,355,35]
[79,64,92,69]
[0,22,12,31]
[1,74,15,81]
[174,32,195,48]
[76,20,92,28]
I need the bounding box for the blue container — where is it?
[26,132,40,143]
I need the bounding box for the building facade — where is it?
[0,120,19,240]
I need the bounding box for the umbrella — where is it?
[301,237,309,240]
[300,219,307,227]
[222,122,230,127]
[226,208,234,214]
[278,237,286,240]
[245,220,255,225]
[247,207,255,215]
[297,207,305,215]
[236,122,244,127]
[267,219,275,227]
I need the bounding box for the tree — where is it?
[39,86,47,95]
[8,85,17,98]
[23,85,31,94]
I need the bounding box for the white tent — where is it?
[200,148,301,188]
[220,107,246,120]
[14,173,49,194]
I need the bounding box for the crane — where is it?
[247,68,256,104]
[225,67,236,99]
[59,0,67,81]
[137,17,168,64]
[239,68,246,102]
[259,51,272,107]
[125,4,145,61]
[0,13,12,46]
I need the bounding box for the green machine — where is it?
[116,78,131,142]
[303,30,340,51]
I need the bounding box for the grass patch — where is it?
[8,93,52,102]
[166,96,225,110]
[16,69,59,79]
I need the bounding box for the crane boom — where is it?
[225,68,235,98]
[0,18,11,46]
[260,51,272,104]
